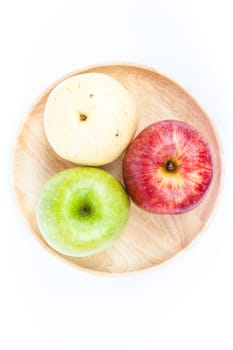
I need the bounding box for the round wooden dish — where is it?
[13,62,222,275]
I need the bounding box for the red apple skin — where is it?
[122,120,213,214]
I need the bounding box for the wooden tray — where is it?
[12,62,223,275]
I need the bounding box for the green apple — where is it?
[36,167,130,257]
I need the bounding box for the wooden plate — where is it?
[12,62,223,275]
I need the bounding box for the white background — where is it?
[1,1,233,349]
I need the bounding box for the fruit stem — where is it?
[165,160,176,172]
[79,205,91,216]
[79,114,87,121]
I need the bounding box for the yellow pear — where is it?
[44,73,138,165]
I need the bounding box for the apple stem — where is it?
[165,160,176,172]
[79,205,91,216]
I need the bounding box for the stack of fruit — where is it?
[36,72,213,257]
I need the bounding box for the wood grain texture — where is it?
[12,62,223,275]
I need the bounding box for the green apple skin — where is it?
[36,167,130,257]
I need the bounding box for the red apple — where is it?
[122,120,213,214]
